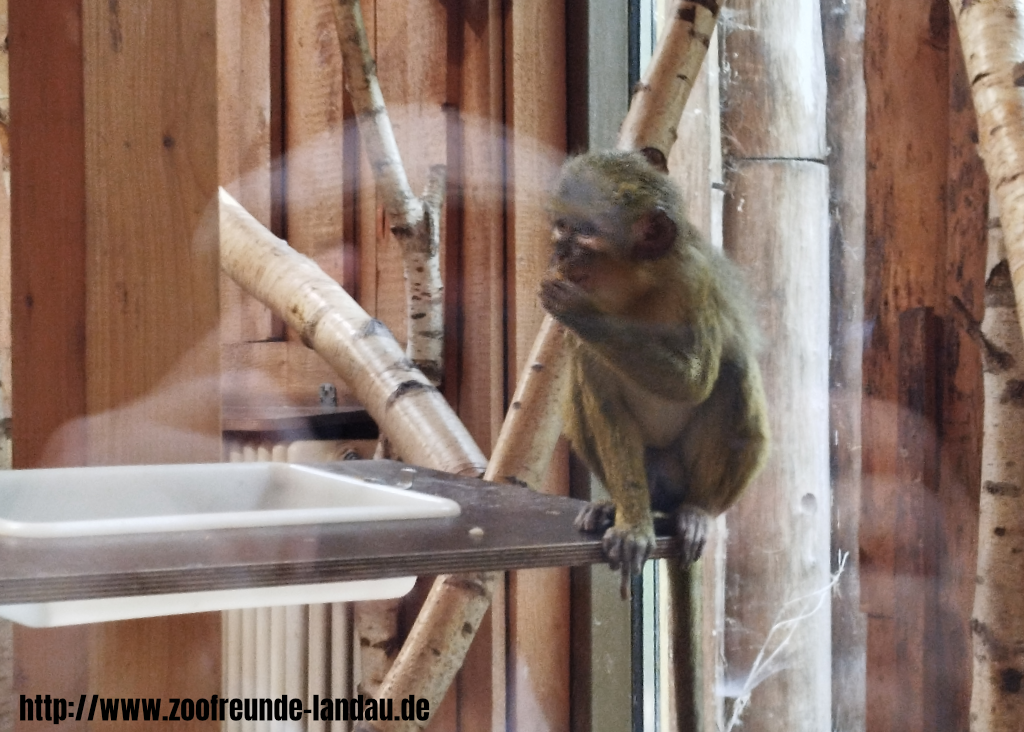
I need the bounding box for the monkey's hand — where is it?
[675,505,710,566]
[574,501,616,534]
[540,277,598,324]
[603,523,656,600]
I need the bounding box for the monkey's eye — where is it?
[574,220,598,238]
[552,219,569,239]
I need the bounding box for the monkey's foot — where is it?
[675,506,710,566]
[574,501,616,534]
[602,524,655,600]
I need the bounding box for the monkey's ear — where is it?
[638,147,669,173]
[631,207,677,261]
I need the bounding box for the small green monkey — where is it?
[540,150,769,595]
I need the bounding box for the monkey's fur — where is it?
[540,151,769,593]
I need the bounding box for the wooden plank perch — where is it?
[219,188,485,478]
[331,0,446,385]
[352,3,724,730]
[951,0,1024,345]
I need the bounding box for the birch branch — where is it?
[965,207,1024,732]
[951,0,1024,345]
[332,0,445,384]
[357,2,724,729]
[219,188,485,477]
[618,0,723,167]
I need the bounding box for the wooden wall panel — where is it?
[82,0,222,726]
[505,3,568,732]
[9,2,90,725]
[218,0,278,343]
[448,2,508,731]
[283,0,350,289]
[83,0,221,466]
[862,0,949,631]
[862,3,985,732]
[11,0,222,724]
[934,27,985,732]
[9,0,87,470]
[822,0,867,728]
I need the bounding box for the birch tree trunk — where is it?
[720,0,832,729]
[950,0,1024,347]
[970,207,1024,732]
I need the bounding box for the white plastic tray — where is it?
[0,462,458,625]
[0,462,459,537]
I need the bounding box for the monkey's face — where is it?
[541,213,660,318]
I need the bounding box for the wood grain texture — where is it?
[722,161,832,732]
[9,0,87,470]
[446,0,506,452]
[505,0,566,377]
[861,4,986,731]
[933,28,985,732]
[82,0,221,725]
[861,0,950,626]
[284,0,351,287]
[504,5,568,730]
[893,308,941,732]
[447,3,508,731]
[83,0,221,465]
[8,1,90,724]
[720,0,831,727]
[222,341,356,409]
[822,0,868,728]
[218,0,278,342]
[719,0,827,160]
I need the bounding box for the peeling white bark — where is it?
[219,188,485,477]
[332,0,446,383]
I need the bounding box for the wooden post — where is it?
[822,0,867,728]
[11,0,223,726]
[719,0,832,730]
[504,3,570,732]
[218,0,279,343]
[565,2,632,730]
[862,3,987,731]
[82,1,221,725]
[10,1,91,724]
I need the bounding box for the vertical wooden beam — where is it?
[81,1,221,725]
[892,307,941,732]
[822,0,868,728]
[0,0,12,722]
[218,0,279,343]
[934,21,985,732]
[722,161,832,732]
[720,0,831,728]
[9,2,91,725]
[9,0,87,470]
[82,0,220,466]
[563,5,631,731]
[449,2,508,731]
[283,0,351,290]
[505,2,568,732]
[861,3,986,732]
